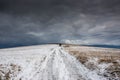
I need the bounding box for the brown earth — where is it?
[63,44,120,63]
[63,44,120,79]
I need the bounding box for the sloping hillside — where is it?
[0,44,120,80]
[63,44,120,80]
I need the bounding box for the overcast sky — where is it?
[0,0,120,48]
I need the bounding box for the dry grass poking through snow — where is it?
[0,44,120,80]
[63,44,120,80]
[0,64,21,80]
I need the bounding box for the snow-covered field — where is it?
[0,44,120,80]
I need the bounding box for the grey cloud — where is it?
[1,0,120,15]
[0,0,120,47]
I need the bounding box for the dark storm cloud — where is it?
[1,0,120,15]
[0,0,120,47]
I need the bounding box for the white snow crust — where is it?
[0,45,108,80]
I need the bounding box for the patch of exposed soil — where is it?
[63,44,120,80]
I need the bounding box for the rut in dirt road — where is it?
[7,47,107,80]
[24,47,106,80]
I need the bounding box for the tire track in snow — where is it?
[3,47,107,80]
[28,47,107,80]
[59,48,106,80]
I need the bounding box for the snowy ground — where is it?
[0,44,119,80]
